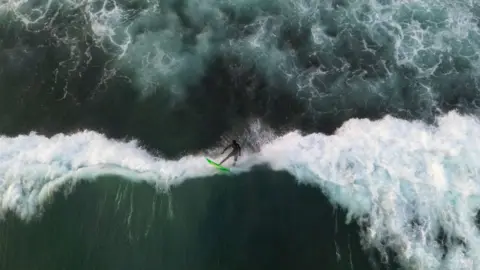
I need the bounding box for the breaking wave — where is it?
[0,111,479,269]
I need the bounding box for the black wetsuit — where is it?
[220,141,241,165]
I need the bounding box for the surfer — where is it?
[219,140,241,165]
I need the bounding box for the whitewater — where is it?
[0,111,478,269]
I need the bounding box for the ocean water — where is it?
[1,0,480,269]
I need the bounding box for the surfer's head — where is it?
[232,140,236,144]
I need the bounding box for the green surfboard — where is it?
[206,158,230,172]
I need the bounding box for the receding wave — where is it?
[1,0,480,127]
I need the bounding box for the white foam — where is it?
[255,111,480,269]
[0,130,223,221]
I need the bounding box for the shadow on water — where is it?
[0,168,395,270]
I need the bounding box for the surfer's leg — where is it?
[219,152,234,164]
[232,154,238,166]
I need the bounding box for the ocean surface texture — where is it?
[1,0,480,269]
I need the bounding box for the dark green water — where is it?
[0,169,387,270]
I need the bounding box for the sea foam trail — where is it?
[1,111,480,269]
[3,0,480,118]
